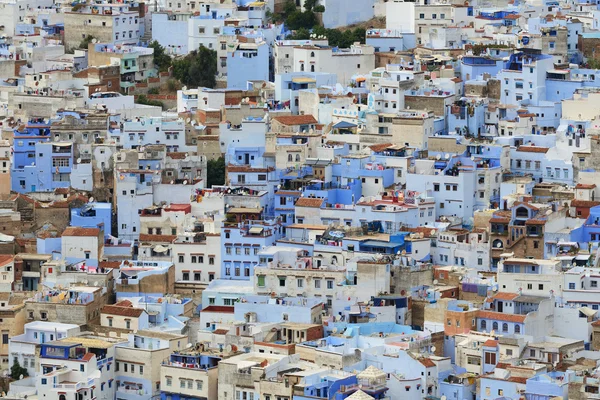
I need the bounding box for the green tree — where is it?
[10,360,28,380]
[79,35,96,50]
[135,94,165,109]
[149,40,172,72]
[172,46,217,88]
[206,157,225,188]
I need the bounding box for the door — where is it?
[497,301,503,313]
[31,185,35,191]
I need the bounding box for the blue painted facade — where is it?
[226,40,269,89]
[71,203,113,237]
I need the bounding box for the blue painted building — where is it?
[12,140,73,193]
[71,203,113,237]
[11,121,51,192]
[226,39,269,89]
[293,370,358,400]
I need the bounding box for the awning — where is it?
[153,245,169,253]
[53,143,72,147]
[333,121,357,129]
[576,254,591,260]
[292,77,316,84]
[361,240,398,249]
[249,227,264,235]
[579,306,596,317]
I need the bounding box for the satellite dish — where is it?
[490,330,495,336]
[401,249,406,255]
[225,344,232,352]
[436,154,441,160]
[433,279,438,285]
[445,153,450,160]
[91,38,97,44]
[186,343,193,348]
[89,197,94,203]
[332,327,338,334]
[441,396,447,400]
[430,229,436,236]
[183,180,188,185]
[471,155,475,161]
[76,157,82,164]
[431,345,437,352]
[496,242,502,248]
[186,118,191,123]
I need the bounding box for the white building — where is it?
[9,321,80,377]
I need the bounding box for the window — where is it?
[538,284,544,290]
[52,158,70,167]
[514,324,521,334]
[485,352,497,365]
[279,277,286,287]
[166,378,172,387]
[314,279,321,289]
[196,381,203,390]
[502,323,508,332]
[139,365,144,374]
[326,280,334,289]
[297,279,303,288]
[530,349,536,357]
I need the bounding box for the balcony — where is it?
[53,377,95,391]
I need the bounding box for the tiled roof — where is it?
[477,310,526,323]
[62,227,101,237]
[576,184,597,189]
[99,261,121,269]
[419,358,436,367]
[493,292,520,301]
[369,143,394,152]
[525,219,546,225]
[516,146,549,153]
[483,339,498,347]
[272,115,318,126]
[101,304,144,317]
[138,234,176,243]
[571,200,600,208]
[167,152,188,159]
[227,164,274,173]
[295,197,324,208]
[213,329,229,335]
[0,255,13,267]
[202,305,234,313]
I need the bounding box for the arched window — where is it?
[310,51,315,57]
[288,154,293,162]
[502,323,508,332]
[492,321,498,331]
[331,256,338,265]
[295,154,301,162]
[300,63,304,71]
[481,320,486,330]
[516,207,529,218]
[514,324,521,334]
[311,65,315,72]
